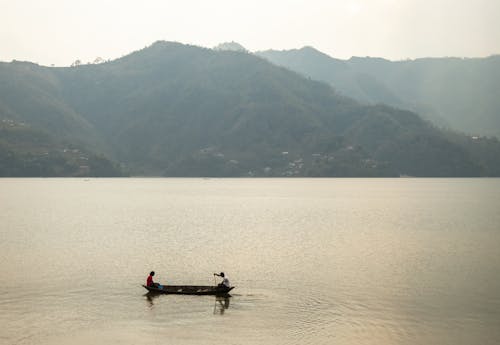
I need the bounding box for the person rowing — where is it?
[214,272,231,288]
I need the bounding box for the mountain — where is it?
[257,47,500,138]
[1,41,500,177]
[0,61,123,176]
[213,41,248,52]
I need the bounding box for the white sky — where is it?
[1,0,499,66]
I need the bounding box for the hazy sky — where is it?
[1,0,499,66]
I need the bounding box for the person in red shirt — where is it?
[146,271,159,288]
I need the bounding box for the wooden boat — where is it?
[142,284,234,295]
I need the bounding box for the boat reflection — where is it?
[144,292,160,307]
[144,292,231,314]
[214,296,231,314]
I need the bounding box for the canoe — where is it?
[142,284,234,295]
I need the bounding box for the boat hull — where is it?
[142,284,234,295]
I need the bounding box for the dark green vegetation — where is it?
[1,41,500,177]
[0,62,123,177]
[257,47,500,138]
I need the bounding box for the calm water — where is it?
[1,178,500,345]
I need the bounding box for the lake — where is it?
[1,178,500,345]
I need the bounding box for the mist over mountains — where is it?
[257,46,500,138]
[1,41,500,177]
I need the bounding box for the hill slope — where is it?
[1,41,500,177]
[257,47,500,138]
[0,61,123,176]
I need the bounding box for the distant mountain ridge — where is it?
[213,42,248,52]
[1,41,500,177]
[257,47,500,138]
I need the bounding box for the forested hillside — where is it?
[257,47,500,138]
[0,61,122,176]
[1,41,500,177]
